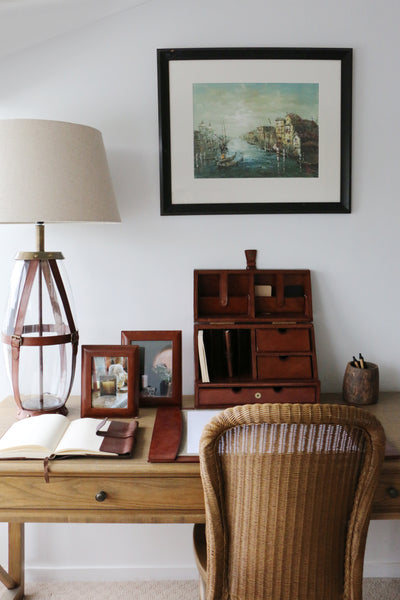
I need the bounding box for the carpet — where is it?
[24,580,199,599]
[23,578,400,599]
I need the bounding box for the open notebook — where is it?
[0,413,138,459]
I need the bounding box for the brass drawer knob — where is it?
[95,490,107,502]
[387,487,399,499]
[254,392,262,399]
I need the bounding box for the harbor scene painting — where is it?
[193,82,319,179]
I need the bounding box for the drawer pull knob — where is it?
[95,491,107,502]
[255,392,262,399]
[387,487,399,499]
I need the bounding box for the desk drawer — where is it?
[372,468,400,518]
[0,476,204,512]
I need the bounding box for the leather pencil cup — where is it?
[342,361,379,405]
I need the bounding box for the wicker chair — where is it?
[193,403,385,600]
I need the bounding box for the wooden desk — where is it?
[0,393,399,599]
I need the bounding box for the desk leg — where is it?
[0,523,25,600]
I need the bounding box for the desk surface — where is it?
[0,393,398,523]
[0,395,200,478]
[0,394,398,600]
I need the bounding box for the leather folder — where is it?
[148,407,199,463]
[96,419,138,456]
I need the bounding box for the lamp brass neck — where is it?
[36,222,45,253]
[15,222,64,260]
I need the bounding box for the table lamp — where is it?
[0,119,120,418]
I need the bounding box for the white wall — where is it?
[0,0,399,580]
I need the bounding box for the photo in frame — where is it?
[81,345,139,418]
[121,331,182,407]
[158,47,352,215]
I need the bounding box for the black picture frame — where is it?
[158,47,352,215]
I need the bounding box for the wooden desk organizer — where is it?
[194,250,320,408]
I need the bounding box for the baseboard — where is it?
[26,566,200,582]
[364,562,400,578]
[27,563,399,582]
[26,562,400,582]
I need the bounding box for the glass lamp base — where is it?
[16,394,69,419]
[2,251,78,420]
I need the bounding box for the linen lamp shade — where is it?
[0,119,120,223]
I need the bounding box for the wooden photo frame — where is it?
[81,345,139,418]
[121,331,182,407]
[158,47,352,215]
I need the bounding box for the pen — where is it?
[359,353,365,369]
[352,355,360,368]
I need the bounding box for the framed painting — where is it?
[81,345,139,418]
[121,330,182,407]
[157,47,352,215]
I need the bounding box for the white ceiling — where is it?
[0,0,149,59]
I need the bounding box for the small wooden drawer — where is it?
[197,385,318,407]
[256,327,311,352]
[257,355,313,379]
